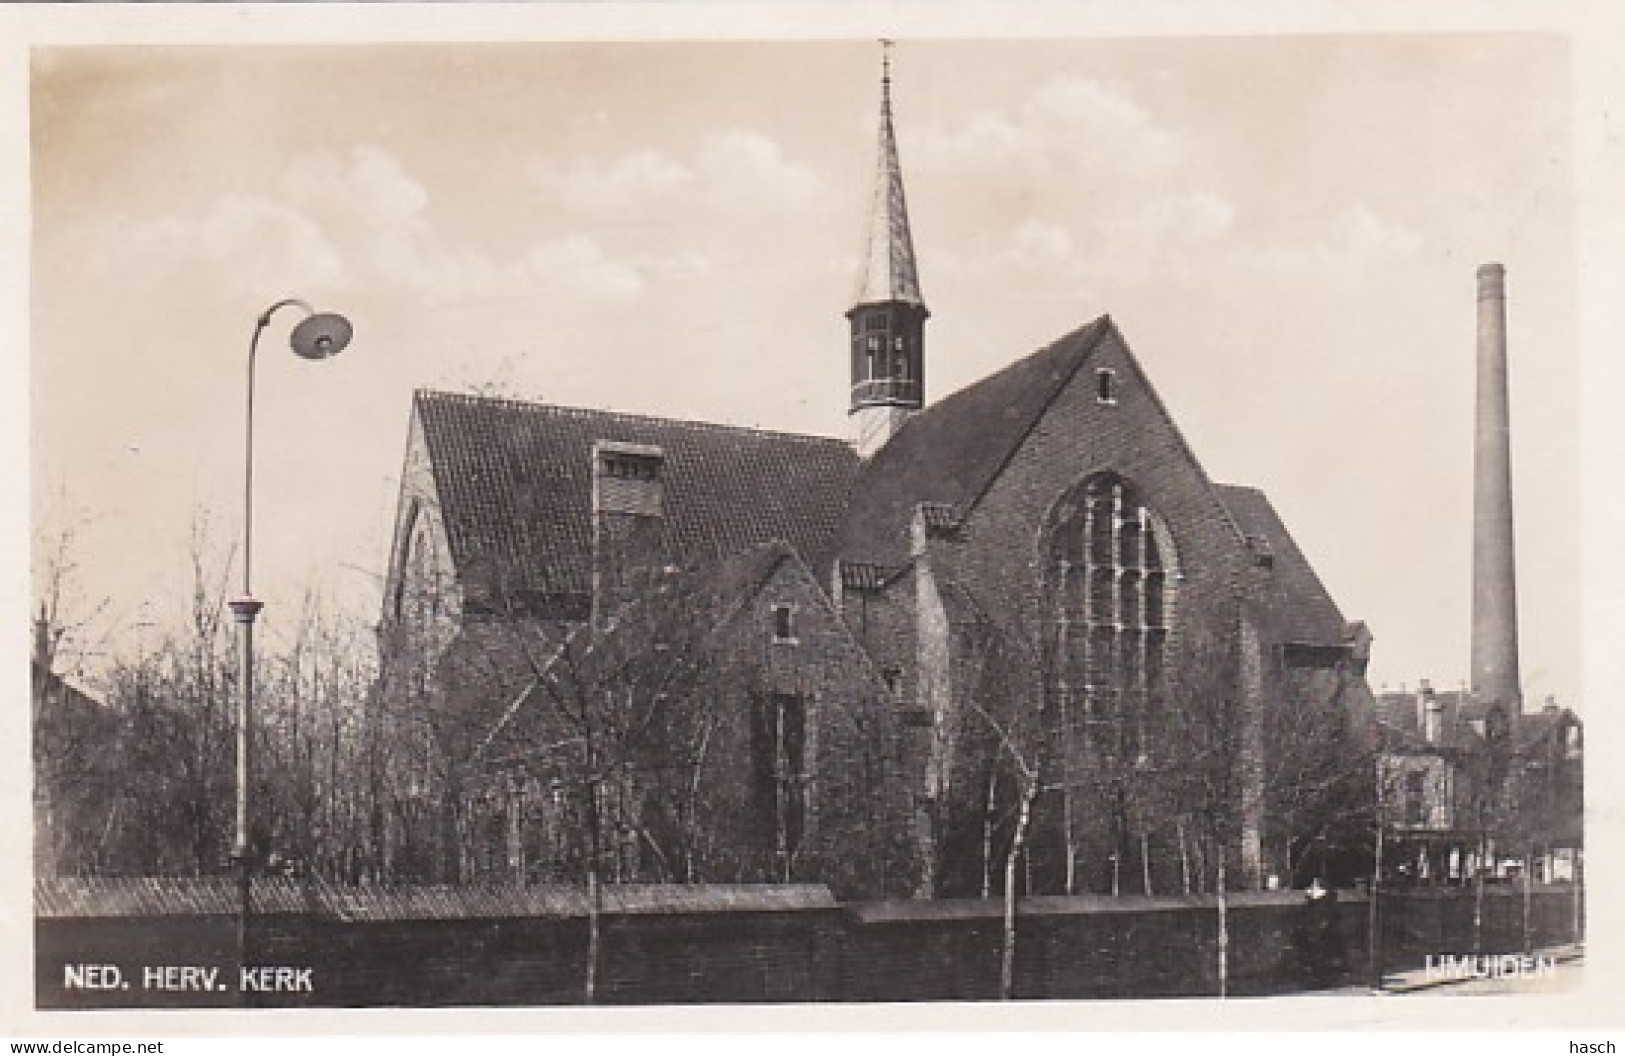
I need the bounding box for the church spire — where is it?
[855,43,924,308]
[848,41,929,459]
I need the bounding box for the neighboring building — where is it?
[1373,684,1583,887]
[1512,700,1584,883]
[1373,683,1486,886]
[372,54,1377,898]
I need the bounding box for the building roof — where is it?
[1376,687,1582,756]
[415,391,860,605]
[412,314,1353,656]
[838,316,1114,567]
[1513,703,1584,759]
[853,64,925,308]
[1374,687,1484,753]
[1214,483,1349,646]
[838,561,906,592]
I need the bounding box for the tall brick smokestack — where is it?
[1470,261,1521,718]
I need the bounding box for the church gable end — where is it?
[930,319,1254,642]
[382,400,462,644]
[838,316,1114,570]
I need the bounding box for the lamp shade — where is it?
[289,312,354,361]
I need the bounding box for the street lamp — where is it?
[230,299,352,993]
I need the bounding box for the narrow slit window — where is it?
[1096,368,1118,405]
[772,603,796,643]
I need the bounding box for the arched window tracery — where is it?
[1048,474,1177,761]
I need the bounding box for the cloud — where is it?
[1333,203,1424,262]
[285,145,429,231]
[912,75,1185,189]
[106,145,650,310]
[914,77,1418,294]
[283,146,502,301]
[119,193,347,293]
[1022,77,1185,181]
[533,129,824,223]
[532,148,694,215]
[520,236,644,303]
[1236,203,1423,276]
[1098,190,1237,280]
[911,75,1234,288]
[1008,219,1076,269]
[694,130,823,213]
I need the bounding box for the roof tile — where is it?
[1215,483,1348,646]
[416,392,860,609]
[839,317,1113,566]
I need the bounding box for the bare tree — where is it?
[1264,667,1381,889]
[30,496,118,682]
[254,588,380,881]
[952,638,1045,1000]
[1159,621,1248,998]
[436,554,915,1001]
[47,516,238,878]
[923,596,1058,1000]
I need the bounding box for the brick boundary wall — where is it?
[36,883,1582,1008]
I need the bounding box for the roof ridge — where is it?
[415,388,850,447]
[945,315,1113,517]
[1212,482,1264,497]
[903,315,1110,425]
[1216,483,1348,632]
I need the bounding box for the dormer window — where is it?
[603,453,659,481]
[592,440,665,518]
[1095,368,1118,405]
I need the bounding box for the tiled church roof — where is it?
[837,316,1114,567]
[412,317,1350,652]
[1213,483,1349,646]
[415,391,860,603]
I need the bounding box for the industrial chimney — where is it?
[1470,262,1522,727]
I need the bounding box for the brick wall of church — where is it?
[453,554,919,900]
[929,326,1270,889]
[837,565,918,713]
[737,558,920,898]
[947,327,1252,645]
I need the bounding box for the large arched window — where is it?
[1047,473,1177,761]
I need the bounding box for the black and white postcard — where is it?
[7,0,1622,1043]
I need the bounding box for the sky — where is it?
[26,33,1583,710]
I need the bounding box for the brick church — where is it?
[373,56,1376,899]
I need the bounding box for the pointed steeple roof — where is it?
[854,44,925,308]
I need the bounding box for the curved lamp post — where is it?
[231,299,352,992]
